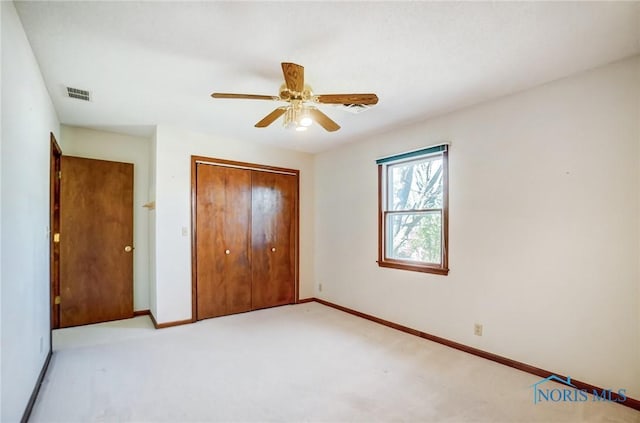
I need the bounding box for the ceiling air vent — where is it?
[66,87,91,101]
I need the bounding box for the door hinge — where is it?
[53,233,60,243]
[54,296,61,305]
[57,170,61,179]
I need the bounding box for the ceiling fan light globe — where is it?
[300,116,313,127]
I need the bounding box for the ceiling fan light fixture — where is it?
[283,102,313,131]
[283,107,299,129]
[299,115,313,127]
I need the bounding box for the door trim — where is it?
[50,133,62,330]
[194,157,298,176]
[190,156,301,322]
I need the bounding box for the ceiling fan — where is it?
[211,62,378,132]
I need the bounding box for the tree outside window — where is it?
[377,145,449,275]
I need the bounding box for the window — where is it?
[377,145,449,275]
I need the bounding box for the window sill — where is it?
[377,260,449,275]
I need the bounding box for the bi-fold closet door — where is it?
[194,158,298,320]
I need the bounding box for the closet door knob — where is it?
[225,249,230,255]
[271,247,276,252]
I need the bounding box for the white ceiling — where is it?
[14,1,640,153]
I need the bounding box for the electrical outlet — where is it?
[474,323,483,336]
[318,283,323,292]
[39,336,43,353]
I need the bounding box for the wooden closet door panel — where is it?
[251,171,297,309]
[196,164,252,319]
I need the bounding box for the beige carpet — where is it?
[30,302,638,422]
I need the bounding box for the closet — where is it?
[193,157,298,320]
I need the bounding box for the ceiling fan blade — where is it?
[212,93,279,101]
[255,107,288,128]
[308,108,340,132]
[314,93,379,105]
[281,62,304,93]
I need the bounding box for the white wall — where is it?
[153,126,314,323]
[60,125,151,311]
[148,129,158,318]
[1,2,60,421]
[0,3,4,417]
[315,56,640,398]
[0,2,4,418]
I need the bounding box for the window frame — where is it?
[377,147,449,275]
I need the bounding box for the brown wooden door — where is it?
[59,156,134,327]
[251,171,297,309]
[196,164,252,319]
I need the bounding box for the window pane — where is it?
[386,212,442,264]
[388,155,443,211]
